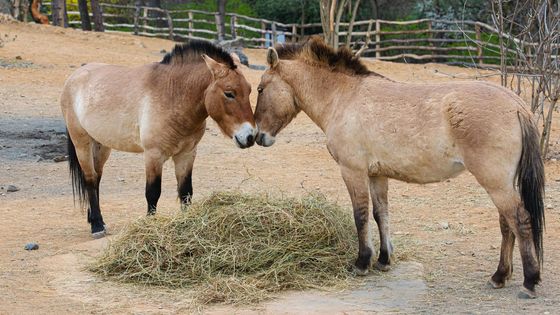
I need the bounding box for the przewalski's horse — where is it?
[61,40,257,238]
[254,37,545,298]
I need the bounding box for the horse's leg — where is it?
[483,188,540,298]
[489,213,515,288]
[468,155,541,297]
[91,141,111,227]
[341,166,372,275]
[369,176,393,271]
[172,148,196,210]
[144,149,167,215]
[68,131,105,237]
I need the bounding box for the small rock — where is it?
[24,243,39,250]
[546,204,553,209]
[6,185,19,192]
[53,155,68,162]
[440,221,449,229]
[15,55,22,60]
[118,177,125,182]
[160,49,167,54]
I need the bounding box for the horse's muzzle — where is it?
[233,122,257,149]
[255,131,275,147]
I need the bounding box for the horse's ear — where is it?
[267,47,279,69]
[202,54,228,78]
[230,52,242,65]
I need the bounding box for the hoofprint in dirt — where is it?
[1,20,560,314]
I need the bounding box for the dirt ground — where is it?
[1,20,560,314]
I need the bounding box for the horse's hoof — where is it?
[374,261,391,272]
[488,278,505,289]
[518,287,537,299]
[353,266,368,276]
[91,230,106,239]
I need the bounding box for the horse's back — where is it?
[336,79,528,183]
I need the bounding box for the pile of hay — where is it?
[91,192,358,304]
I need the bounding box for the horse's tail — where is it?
[516,112,545,265]
[67,130,87,209]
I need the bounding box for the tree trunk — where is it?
[90,0,104,31]
[145,0,165,28]
[78,0,92,31]
[345,0,360,46]
[51,0,65,27]
[319,0,332,45]
[11,0,20,20]
[20,0,29,22]
[217,0,227,41]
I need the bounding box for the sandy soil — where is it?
[1,20,560,314]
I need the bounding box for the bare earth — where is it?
[1,21,560,314]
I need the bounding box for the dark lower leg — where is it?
[491,214,515,287]
[515,206,541,294]
[86,180,105,234]
[146,175,162,215]
[373,211,391,266]
[354,206,372,271]
[178,171,193,207]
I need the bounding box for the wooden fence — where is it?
[42,3,535,65]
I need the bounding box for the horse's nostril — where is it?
[256,133,264,145]
[247,134,254,144]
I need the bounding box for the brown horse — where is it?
[254,37,545,298]
[61,41,256,238]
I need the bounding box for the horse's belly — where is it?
[369,155,465,184]
[81,116,144,153]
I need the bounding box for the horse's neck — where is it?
[151,63,211,128]
[281,62,359,132]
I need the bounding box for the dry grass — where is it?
[91,192,359,304]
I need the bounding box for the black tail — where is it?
[516,112,545,265]
[67,130,87,208]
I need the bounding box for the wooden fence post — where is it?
[188,11,193,38]
[230,15,237,39]
[375,20,381,59]
[365,20,373,47]
[475,24,483,65]
[272,22,277,46]
[292,24,297,43]
[427,20,435,63]
[215,13,223,41]
[142,7,148,30]
[166,10,173,40]
[261,20,266,48]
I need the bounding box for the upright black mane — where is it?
[160,40,237,69]
[275,38,381,77]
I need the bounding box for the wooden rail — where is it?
[42,3,542,65]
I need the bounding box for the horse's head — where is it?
[254,48,300,147]
[202,54,256,149]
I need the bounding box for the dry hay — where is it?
[91,192,359,304]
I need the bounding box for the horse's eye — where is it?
[257,87,263,94]
[224,91,235,99]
